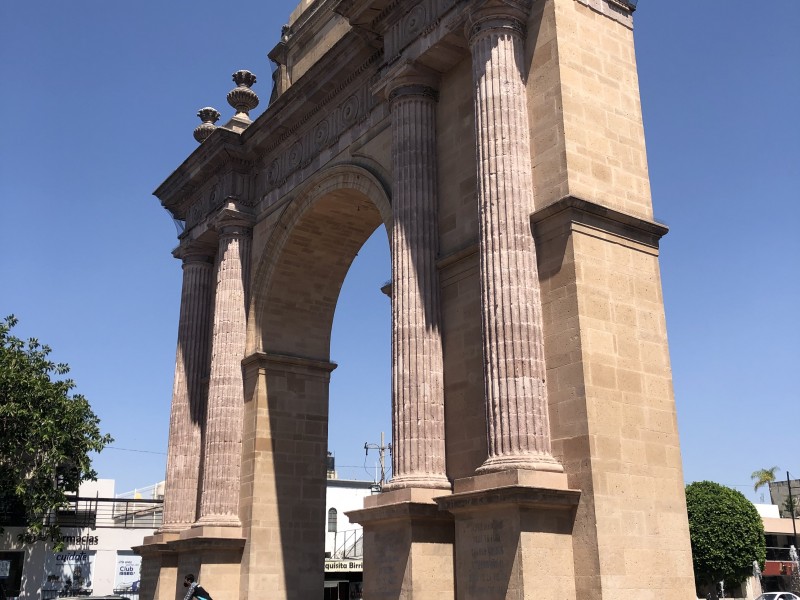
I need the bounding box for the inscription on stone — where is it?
[465,519,507,595]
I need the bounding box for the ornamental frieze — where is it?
[383,0,457,60]
[184,166,255,230]
[263,83,374,190]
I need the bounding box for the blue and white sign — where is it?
[43,551,95,594]
[114,553,141,592]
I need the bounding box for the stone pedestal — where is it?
[438,471,580,600]
[135,533,179,600]
[136,530,245,600]
[348,489,455,600]
[174,528,245,600]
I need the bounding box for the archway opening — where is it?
[328,228,391,483]
[252,173,391,598]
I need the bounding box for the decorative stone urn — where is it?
[227,70,259,120]
[193,107,221,143]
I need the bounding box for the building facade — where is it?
[0,480,162,600]
[324,475,375,600]
[757,504,800,595]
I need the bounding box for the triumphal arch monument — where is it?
[138,0,697,598]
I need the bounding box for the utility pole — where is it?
[364,432,391,488]
[788,471,798,549]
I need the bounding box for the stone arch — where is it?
[249,162,392,361]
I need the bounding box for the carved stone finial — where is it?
[227,70,259,121]
[193,107,221,143]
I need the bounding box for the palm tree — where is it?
[751,466,780,494]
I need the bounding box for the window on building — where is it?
[328,508,337,533]
[0,551,25,597]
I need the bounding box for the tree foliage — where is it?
[751,466,779,493]
[0,315,112,544]
[686,481,766,591]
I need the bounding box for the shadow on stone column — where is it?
[438,470,580,600]
[349,489,455,600]
[134,537,178,600]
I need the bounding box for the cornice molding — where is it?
[530,195,668,249]
[154,32,378,221]
[574,0,634,29]
[252,43,382,157]
[155,141,255,221]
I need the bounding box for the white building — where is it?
[0,473,377,600]
[0,479,162,599]
[323,457,377,600]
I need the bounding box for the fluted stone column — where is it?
[386,81,449,490]
[160,244,215,532]
[469,4,563,473]
[196,209,252,526]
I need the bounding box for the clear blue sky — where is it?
[1,2,797,500]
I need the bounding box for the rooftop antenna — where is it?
[364,432,391,488]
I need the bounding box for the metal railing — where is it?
[331,529,362,559]
[40,588,140,599]
[41,589,92,599]
[0,495,163,530]
[766,546,798,561]
[53,496,163,530]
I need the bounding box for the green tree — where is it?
[686,481,766,594]
[0,315,112,545]
[751,466,780,494]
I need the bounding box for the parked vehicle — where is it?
[755,593,800,600]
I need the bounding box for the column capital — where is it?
[172,239,216,264]
[373,59,439,103]
[466,0,530,45]
[388,84,438,104]
[212,200,255,236]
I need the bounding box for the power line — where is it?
[105,446,167,456]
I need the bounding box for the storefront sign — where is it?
[43,551,95,594]
[61,534,100,546]
[115,553,141,591]
[324,559,363,572]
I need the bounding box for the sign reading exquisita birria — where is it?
[324,560,362,572]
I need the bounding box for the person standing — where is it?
[183,574,213,600]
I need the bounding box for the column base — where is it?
[382,473,452,491]
[193,513,242,528]
[438,470,580,600]
[476,452,564,475]
[348,488,455,600]
[156,522,193,535]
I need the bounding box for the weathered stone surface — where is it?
[140,0,696,599]
[160,243,214,532]
[196,208,253,528]
[385,76,449,491]
[468,5,562,474]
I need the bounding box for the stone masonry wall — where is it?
[436,55,486,480]
[526,0,653,218]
